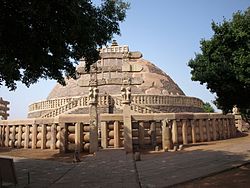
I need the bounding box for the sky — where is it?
[1,0,249,119]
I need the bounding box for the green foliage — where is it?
[0,0,129,90]
[189,7,250,116]
[203,102,215,113]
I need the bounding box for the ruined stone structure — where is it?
[0,42,238,154]
[0,97,9,120]
[27,41,204,119]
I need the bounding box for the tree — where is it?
[0,0,129,90]
[203,102,215,113]
[188,7,250,117]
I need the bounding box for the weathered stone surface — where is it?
[47,58,185,99]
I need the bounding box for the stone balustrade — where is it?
[1,112,236,153]
[100,45,129,53]
[28,94,204,118]
[28,97,79,112]
[131,94,203,108]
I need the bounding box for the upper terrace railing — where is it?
[131,94,203,108]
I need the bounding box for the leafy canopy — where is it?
[189,7,250,115]
[0,0,129,90]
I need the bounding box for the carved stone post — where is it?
[101,121,108,148]
[89,86,99,154]
[172,119,178,145]
[32,124,37,149]
[114,121,120,148]
[24,125,30,149]
[122,86,133,153]
[162,119,173,151]
[41,124,46,149]
[75,122,83,152]
[138,121,145,149]
[59,123,68,153]
[182,119,188,145]
[191,120,196,143]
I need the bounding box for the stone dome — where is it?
[28,42,204,118]
[47,51,185,99]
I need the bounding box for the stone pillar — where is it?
[191,120,196,144]
[212,119,217,141]
[24,125,30,149]
[138,121,145,149]
[59,123,68,153]
[101,121,108,148]
[172,119,178,145]
[123,103,133,152]
[32,124,37,149]
[114,121,120,148]
[11,125,16,148]
[205,119,211,142]
[162,120,173,151]
[75,122,83,152]
[89,87,99,154]
[17,125,22,148]
[199,119,204,142]
[182,120,188,145]
[0,126,2,147]
[122,86,133,153]
[41,124,46,149]
[150,121,157,148]
[4,125,10,147]
[50,124,56,150]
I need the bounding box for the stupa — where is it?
[28,41,203,118]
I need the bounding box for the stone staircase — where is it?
[41,97,86,118]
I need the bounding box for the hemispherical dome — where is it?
[47,57,185,99]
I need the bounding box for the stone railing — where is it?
[0,113,237,153]
[29,95,110,118]
[28,94,203,118]
[0,98,10,120]
[131,94,203,108]
[28,97,79,112]
[112,95,160,113]
[100,45,129,53]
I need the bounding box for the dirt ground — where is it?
[1,133,250,188]
[0,147,91,163]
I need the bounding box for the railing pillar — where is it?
[138,121,145,149]
[114,121,120,148]
[182,119,188,145]
[41,124,46,149]
[59,123,68,153]
[150,121,157,148]
[24,125,30,149]
[172,119,178,145]
[199,119,204,142]
[17,125,22,148]
[51,123,56,150]
[162,120,173,151]
[101,121,108,148]
[123,104,133,152]
[75,122,83,152]
[191,120,196,143]
[205,119,211,142]
[32,124,37,149]
[4,125,10,147]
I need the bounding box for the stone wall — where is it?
[0,112,237,154]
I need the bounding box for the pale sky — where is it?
[1,0,249,119]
